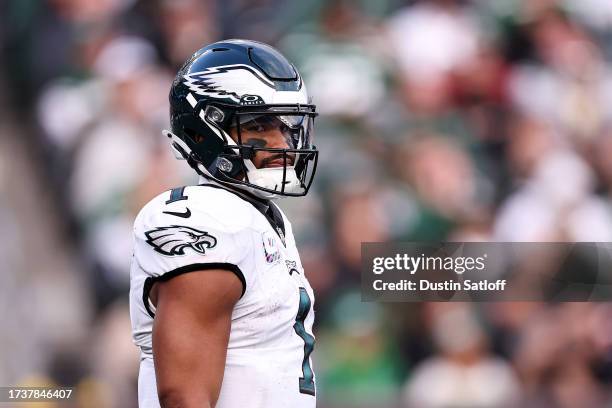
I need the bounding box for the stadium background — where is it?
[1,0,612,406]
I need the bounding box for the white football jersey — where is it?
[129,184,316,408]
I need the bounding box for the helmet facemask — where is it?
[171,103,318,199]
[223,105,318,198]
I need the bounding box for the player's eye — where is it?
[242,116,284,133]
[244,122,266,132]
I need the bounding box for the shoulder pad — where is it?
[134,185,255,235]
[132,186,256,285]
[186,185,255,231]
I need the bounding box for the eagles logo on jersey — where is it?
[145,225,217,256]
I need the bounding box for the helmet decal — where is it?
[183,64,275,103]
[186,92,198,108]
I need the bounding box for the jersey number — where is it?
[165,186,187,204]
[293,287,316,396]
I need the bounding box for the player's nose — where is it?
[266,128,290,149]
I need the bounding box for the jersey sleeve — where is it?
[132,190,255,316]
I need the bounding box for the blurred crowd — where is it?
[2,0,612,407]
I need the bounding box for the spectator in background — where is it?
[385,0,481,136]
[495,148,612,241]
[513,304,612,407]
[67,36,184,295]
[317,291,405,408]
[403,303,521,408]
[156,0,218,67]
[508,7,612,146]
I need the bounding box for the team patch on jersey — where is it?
[285,260,300,276]
[262,231,281,264]
[145,225,217,256]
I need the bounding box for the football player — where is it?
[129,39,318,407]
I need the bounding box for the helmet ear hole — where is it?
[184,127,196,139]
[184,128,205,144]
